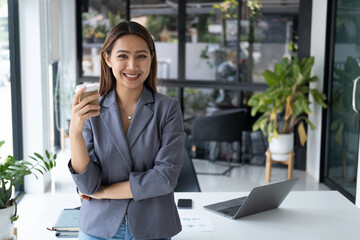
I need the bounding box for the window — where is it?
[0,0,13,157]
[1,0,24,196]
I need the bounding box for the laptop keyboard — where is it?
[219,205,241,216]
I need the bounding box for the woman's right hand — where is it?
[69,86,101,136]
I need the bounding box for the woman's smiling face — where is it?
[104,34,152,91]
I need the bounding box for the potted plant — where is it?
[94,24,107,43]
[0,140,56,240]
[83,24,94,43]
[248,56,327,159]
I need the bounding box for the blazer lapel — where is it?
[127,86,154,150]
[100,89,132,171]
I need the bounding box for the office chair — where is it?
[190,108,247,176]
[174,149,201,192]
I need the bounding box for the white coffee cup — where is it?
[75,83,99,111]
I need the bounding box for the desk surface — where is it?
[17,191,360,240]
[175,191,360,240]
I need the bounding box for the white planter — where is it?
[269,133,294,161]
[0,205,15,240]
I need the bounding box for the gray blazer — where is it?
[68,86,185,239]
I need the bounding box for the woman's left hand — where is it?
[79,191,91,201]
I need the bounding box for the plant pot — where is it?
[94,37,105,43]
[0,205,15,240]
[269,133,294,161]
[84,37,94,43]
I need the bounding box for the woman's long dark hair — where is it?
[99,21,157,96]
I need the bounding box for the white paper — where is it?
[180,215,214,232]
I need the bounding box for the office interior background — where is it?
[0,0,360,208]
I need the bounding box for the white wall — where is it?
[307,0,328,182]
[357,141,360,206]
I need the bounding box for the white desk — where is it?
[174,191,360,240]
[17,191,360,240]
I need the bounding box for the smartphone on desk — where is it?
[177,199,192,209]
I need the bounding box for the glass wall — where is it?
[182,1,298,115]
[185,1,239,114]
[79,1,299,85]
[77,0,300,164]
[130,1,179,81]
[324,0,360,202]
[0,0,13,157]
[184,1,298,85]
[186,1,240,82]
[81,0,127,77]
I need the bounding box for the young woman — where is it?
[68,21,185,240]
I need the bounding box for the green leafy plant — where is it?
[95,31,105,38]
[212,0,238,53]
[0,140,56,222]
[248,56,327,145]
[83,24,94,39]
[94,24,107,39]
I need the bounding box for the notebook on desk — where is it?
[204,178,298,219]
[47,207,80,238]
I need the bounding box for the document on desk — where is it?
[180,216,214,232]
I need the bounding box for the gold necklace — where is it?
[117,98,135,121]
[120,108,134,121]
[127,113,134,120]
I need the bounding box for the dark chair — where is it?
[174,149,201,192]
[242,130,268,165]
[190,108,248,176]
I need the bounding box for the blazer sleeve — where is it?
[68,119,103,195]
[129,98,185,201]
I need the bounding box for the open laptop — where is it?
[204,178,298,219]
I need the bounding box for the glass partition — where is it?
[79,1,299,88]
[81,0,127,77]
[325,0,360,201]
[186,1,240,82]
[185,1,298,84]
[131,1,179,81]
